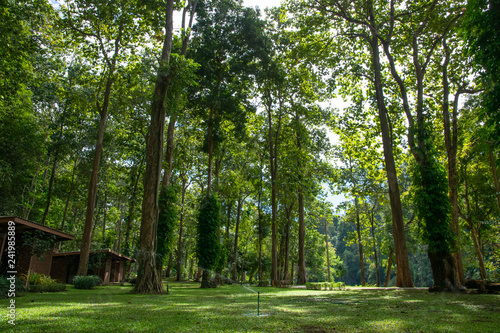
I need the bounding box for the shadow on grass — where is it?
[0,283,498,332]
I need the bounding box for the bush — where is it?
[305,282,337,290]
[0,276,26,299]
[72,275,103,289]
[28,283,66,293]
[21,271,56,286]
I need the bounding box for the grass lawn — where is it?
[0,280,499,332]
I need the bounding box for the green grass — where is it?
[0,280,498,332]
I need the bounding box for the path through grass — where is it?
[0,280,498,332]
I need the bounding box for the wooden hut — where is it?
[0,216,74,277]
[51,249,136,284]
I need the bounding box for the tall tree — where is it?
[61,0,149,276]
[287,0,415,287]
[135,0,175,294]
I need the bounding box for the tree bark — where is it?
[355,197,365,286]
[442,41,465,285]
[384,249,394,287]
[135,0,175,294]
[490,149,500,208]
[369,30,414,287]
[283,203,293,283]
[232,196,243,281]
[41,151,58,225]
[77,79,111,276]
[176,177,188,281]
[124,156,144,256]
[370,208,380,287]
[325,218,331,283]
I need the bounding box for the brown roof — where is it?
[53,248,136,262]
[0,216,74,241]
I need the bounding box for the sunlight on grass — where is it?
[0,282,498,333]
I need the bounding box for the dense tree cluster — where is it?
[1,0,498,293]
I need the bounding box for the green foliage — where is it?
[21,271,55,286]
[157,185,178,268]
[72,275,103,289]
[28,283,66,293]
[463,0,500,144]
[21,231,57,259]
[196,194,221,271]
[0,276,26,299]
[411,124,455,256]
[305,282,345,290]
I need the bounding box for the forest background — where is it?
[0,0,498,290]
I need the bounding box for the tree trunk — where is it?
[283,203,293,283]
[232,196,243,281]
[297,177,307,285]
[77,78,112,276]
[165,252,173,277]
[384,249,394,287]
[176,177,188,281]
[206,106,214,196]
[102,193,108,241]
[471,227,488,280]
[265,93,281,287]
[370,208,380,287]
[135,0,175,294]
[355,197,365,286]
[124,157,144,256]
[369,31,414,288]
[59,155,78,250]
[325,218,331,283]
[490,149,500,208]
[442,45,465,285]
[41,151,58,225]
[161,114,177,188]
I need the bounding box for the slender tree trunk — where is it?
[206,106,214,196]
[176,177,188,281]
[370,209,380,287]
[124,157,144,256]
[490,149,500,208]
[384,249,394,287]
[77,78,112,276]
[165,252,173,277]
[102,193,108,241]
[232,196,243,281]
[325,218,331,283]
[471,227,488,280]
[297,174,307,285]
[41,151,58,225]
[442,43,465,285]
[225,202,232,241]
[59,155,78,250]
[283,203,293,283]
[265,93,281,287]
[355,197,365,286]
[135,0,175,294]
[369,31,414,288]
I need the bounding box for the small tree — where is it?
[196,194,221,288]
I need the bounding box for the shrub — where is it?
[28,283,66,293]
[0,276,26,299]
[305,282,338,291]
[21,271,56,286]
[305,282,323,290]
[333,282,346,290]
[72,275,103,289]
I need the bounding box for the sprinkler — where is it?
[257,292,260,316]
